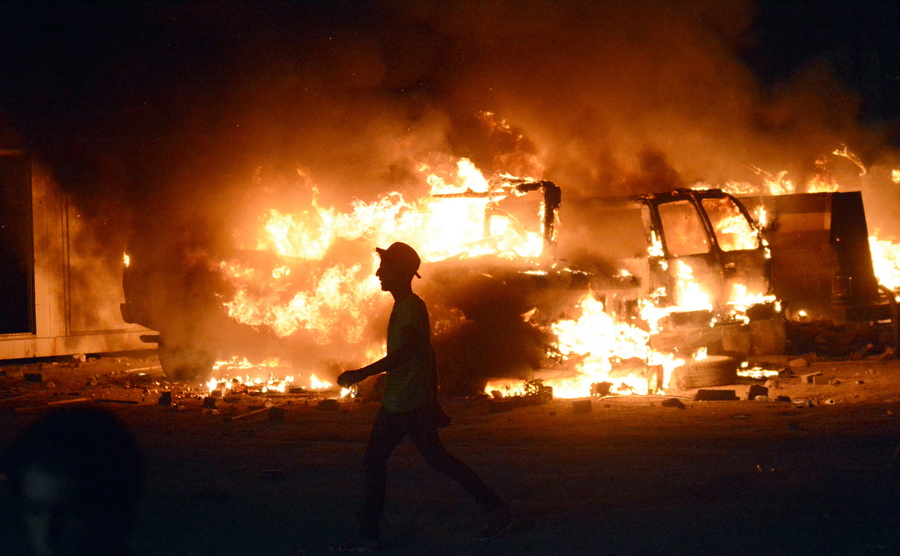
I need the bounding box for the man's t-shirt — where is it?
[382,293,436,413]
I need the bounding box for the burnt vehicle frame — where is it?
[428,183,784,393]
[559,187,784,358]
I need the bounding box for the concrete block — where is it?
[747,384,769,400]
[572,399,592,414]
[694,389,737,401]
[802,372,823,384]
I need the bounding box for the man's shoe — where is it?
[476,506,515,540]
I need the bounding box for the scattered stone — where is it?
[202,396,218,409]
[747,384,769,400]
[45,381,55,389]
[774,395,792,403]
[318,399,340,411]
[789,358,809,369]
[829,379,841,385]
[572,399,592,414]
[856,380,864,385]
[661,398,686,409]
[694,389,737,401]
[754,395,771,402]
[72,353,87,363]
[824,398,836,405]
[764,379,779,390]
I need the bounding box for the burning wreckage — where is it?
[118,166,897,400]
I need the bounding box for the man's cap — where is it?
[376,242,421,278]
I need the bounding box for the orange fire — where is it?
[203,151,898,400]
[484,294,681,398]
[207,356,333,395]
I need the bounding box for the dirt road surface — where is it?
[2,351,899,555]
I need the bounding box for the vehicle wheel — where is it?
[158,343,216,381]
[672,355,738,390]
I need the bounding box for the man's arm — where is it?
[337,325,428,387]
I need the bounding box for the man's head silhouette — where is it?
[1,407,144,556]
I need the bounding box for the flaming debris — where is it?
[832,144,867,176]
[207,356,332,395]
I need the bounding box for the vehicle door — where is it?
[697,192,770,314]
[652,197,723,314]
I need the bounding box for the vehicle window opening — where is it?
[701,197,760,251]
[657,200,710,256]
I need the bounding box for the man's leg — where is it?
[359,408,404,540]
[406,415,507,513]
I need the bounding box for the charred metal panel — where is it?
[742,192,883,323]
[0,152,34,334]
[829,192,879,303]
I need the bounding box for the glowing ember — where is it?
[831,144,867,176]
[737,366,780,379]
[207,356,331,395]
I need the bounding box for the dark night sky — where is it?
[746,0,900,124]
[0,1,898,238]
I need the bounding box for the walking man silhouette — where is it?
[337,242,512,549]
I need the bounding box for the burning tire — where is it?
[672,355,738,390]
[158,343,216,381]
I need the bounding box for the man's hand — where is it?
[337,369,365,388]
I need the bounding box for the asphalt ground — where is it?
[1,352,899,555]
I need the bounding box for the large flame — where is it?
[203,151,899,400]
[501,294,682,398]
